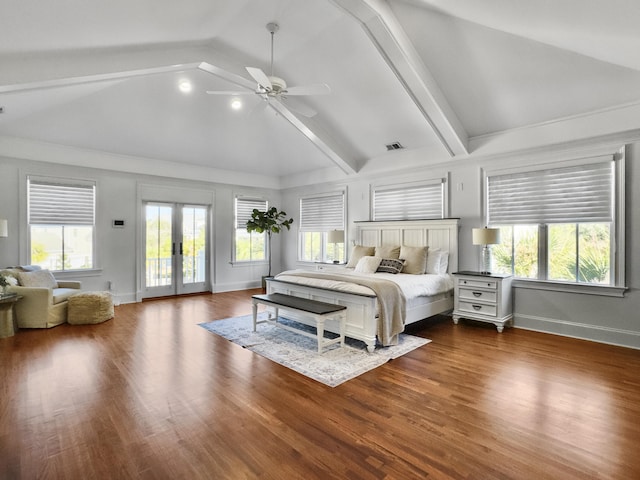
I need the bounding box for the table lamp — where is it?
[327,229,344,263]
[472,227,501,274]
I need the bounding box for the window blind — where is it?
[28,178,95,225]
[373,181,443,221]
[487,161,613,225]
[299,193,344,231]
[235,198,267,229]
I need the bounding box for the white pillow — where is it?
[439,251,449,274]
[426,248,442,274]
[354,256,382,273]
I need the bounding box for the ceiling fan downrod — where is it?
[266,22,279,77]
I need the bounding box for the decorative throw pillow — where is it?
[374,245,401,259]
[354,256,382,273]
[399,245,428,274]
[376,258,404,274]
[346,245,375,268]
[17,269,58,289]
[426,248,442,274]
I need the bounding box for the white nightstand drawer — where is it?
[458,301,497,317]
[459,289,497,303]
[458,278,497,290]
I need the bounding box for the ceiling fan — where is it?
[206,22,330,117]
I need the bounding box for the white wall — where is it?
[0,156,282,302]
[279,142,640,349]
[2,138,638,349]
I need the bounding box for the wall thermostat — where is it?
[112,220,125,228]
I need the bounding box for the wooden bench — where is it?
[251,293,347,354]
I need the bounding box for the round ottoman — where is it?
[68,291,114,325]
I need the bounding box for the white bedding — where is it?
[274,267,454,300]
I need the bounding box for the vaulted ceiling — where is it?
[2,0,640,189]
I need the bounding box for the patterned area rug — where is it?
[199,313,431,387]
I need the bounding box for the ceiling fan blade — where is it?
[284,83,331,96]
[246,67,273,90]
[278,97,318,118]
[205,90,255,95]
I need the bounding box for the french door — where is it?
[143,202,209,298]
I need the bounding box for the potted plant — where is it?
[246,207,293,285]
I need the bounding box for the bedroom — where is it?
[1,0,640,478]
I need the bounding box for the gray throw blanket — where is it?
[275,271,406,346]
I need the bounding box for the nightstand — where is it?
[452,271,513,332]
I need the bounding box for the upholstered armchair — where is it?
[1,267,82,328]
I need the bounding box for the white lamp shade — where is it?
[472,227,500,245]
[0,219,7,238]
[327,229,344,243]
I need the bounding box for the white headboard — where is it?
[354,219,460,273]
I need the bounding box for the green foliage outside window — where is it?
[492,223,610,284]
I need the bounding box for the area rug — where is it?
[199,313,431,387]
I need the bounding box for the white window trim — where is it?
[26,174,98,271]
[232,195,269,265]
[481,146,626,294]
[298,190,346,263]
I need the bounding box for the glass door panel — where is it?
[144,204,175,296]
[181,205,208,293]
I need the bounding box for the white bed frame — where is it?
[267,219,459,352]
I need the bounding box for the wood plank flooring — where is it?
[1,289,639,479]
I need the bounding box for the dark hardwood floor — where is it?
[1,289,639,479]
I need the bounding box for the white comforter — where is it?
[275,267,454,300]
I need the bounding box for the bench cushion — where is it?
[252,293,346,315]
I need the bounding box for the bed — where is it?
[267,219,459,352]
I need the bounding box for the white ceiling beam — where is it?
[268,100,358,175]
[331,0,469,156]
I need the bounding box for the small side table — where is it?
[0,294,22,338]
[452,271,513,332]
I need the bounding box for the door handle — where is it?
[180,242,183,255]
[172,243,175,255]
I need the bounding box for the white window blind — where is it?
[373,181,443,221]
[487,161,614,225]
[235,198,267,229]
[300,193,344,231]
[28,178,95,225]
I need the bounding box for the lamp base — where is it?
[480,245,492,275]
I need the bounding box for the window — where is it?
[372,180,445,220]
[234,197,267,262]
[299,192,345,263]
[486,154,623,287]
[28,177,96,271]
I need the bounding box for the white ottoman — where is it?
[68,291,114,325]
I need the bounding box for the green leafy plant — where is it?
[246,207,293,276]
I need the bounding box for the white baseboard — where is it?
[212,281,261,293]
[514,314,640,350]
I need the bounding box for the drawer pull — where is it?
[472,291,482,297]
[472,305,482,310]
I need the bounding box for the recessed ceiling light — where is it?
[230,98,243,110]
[178,80,192,93]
